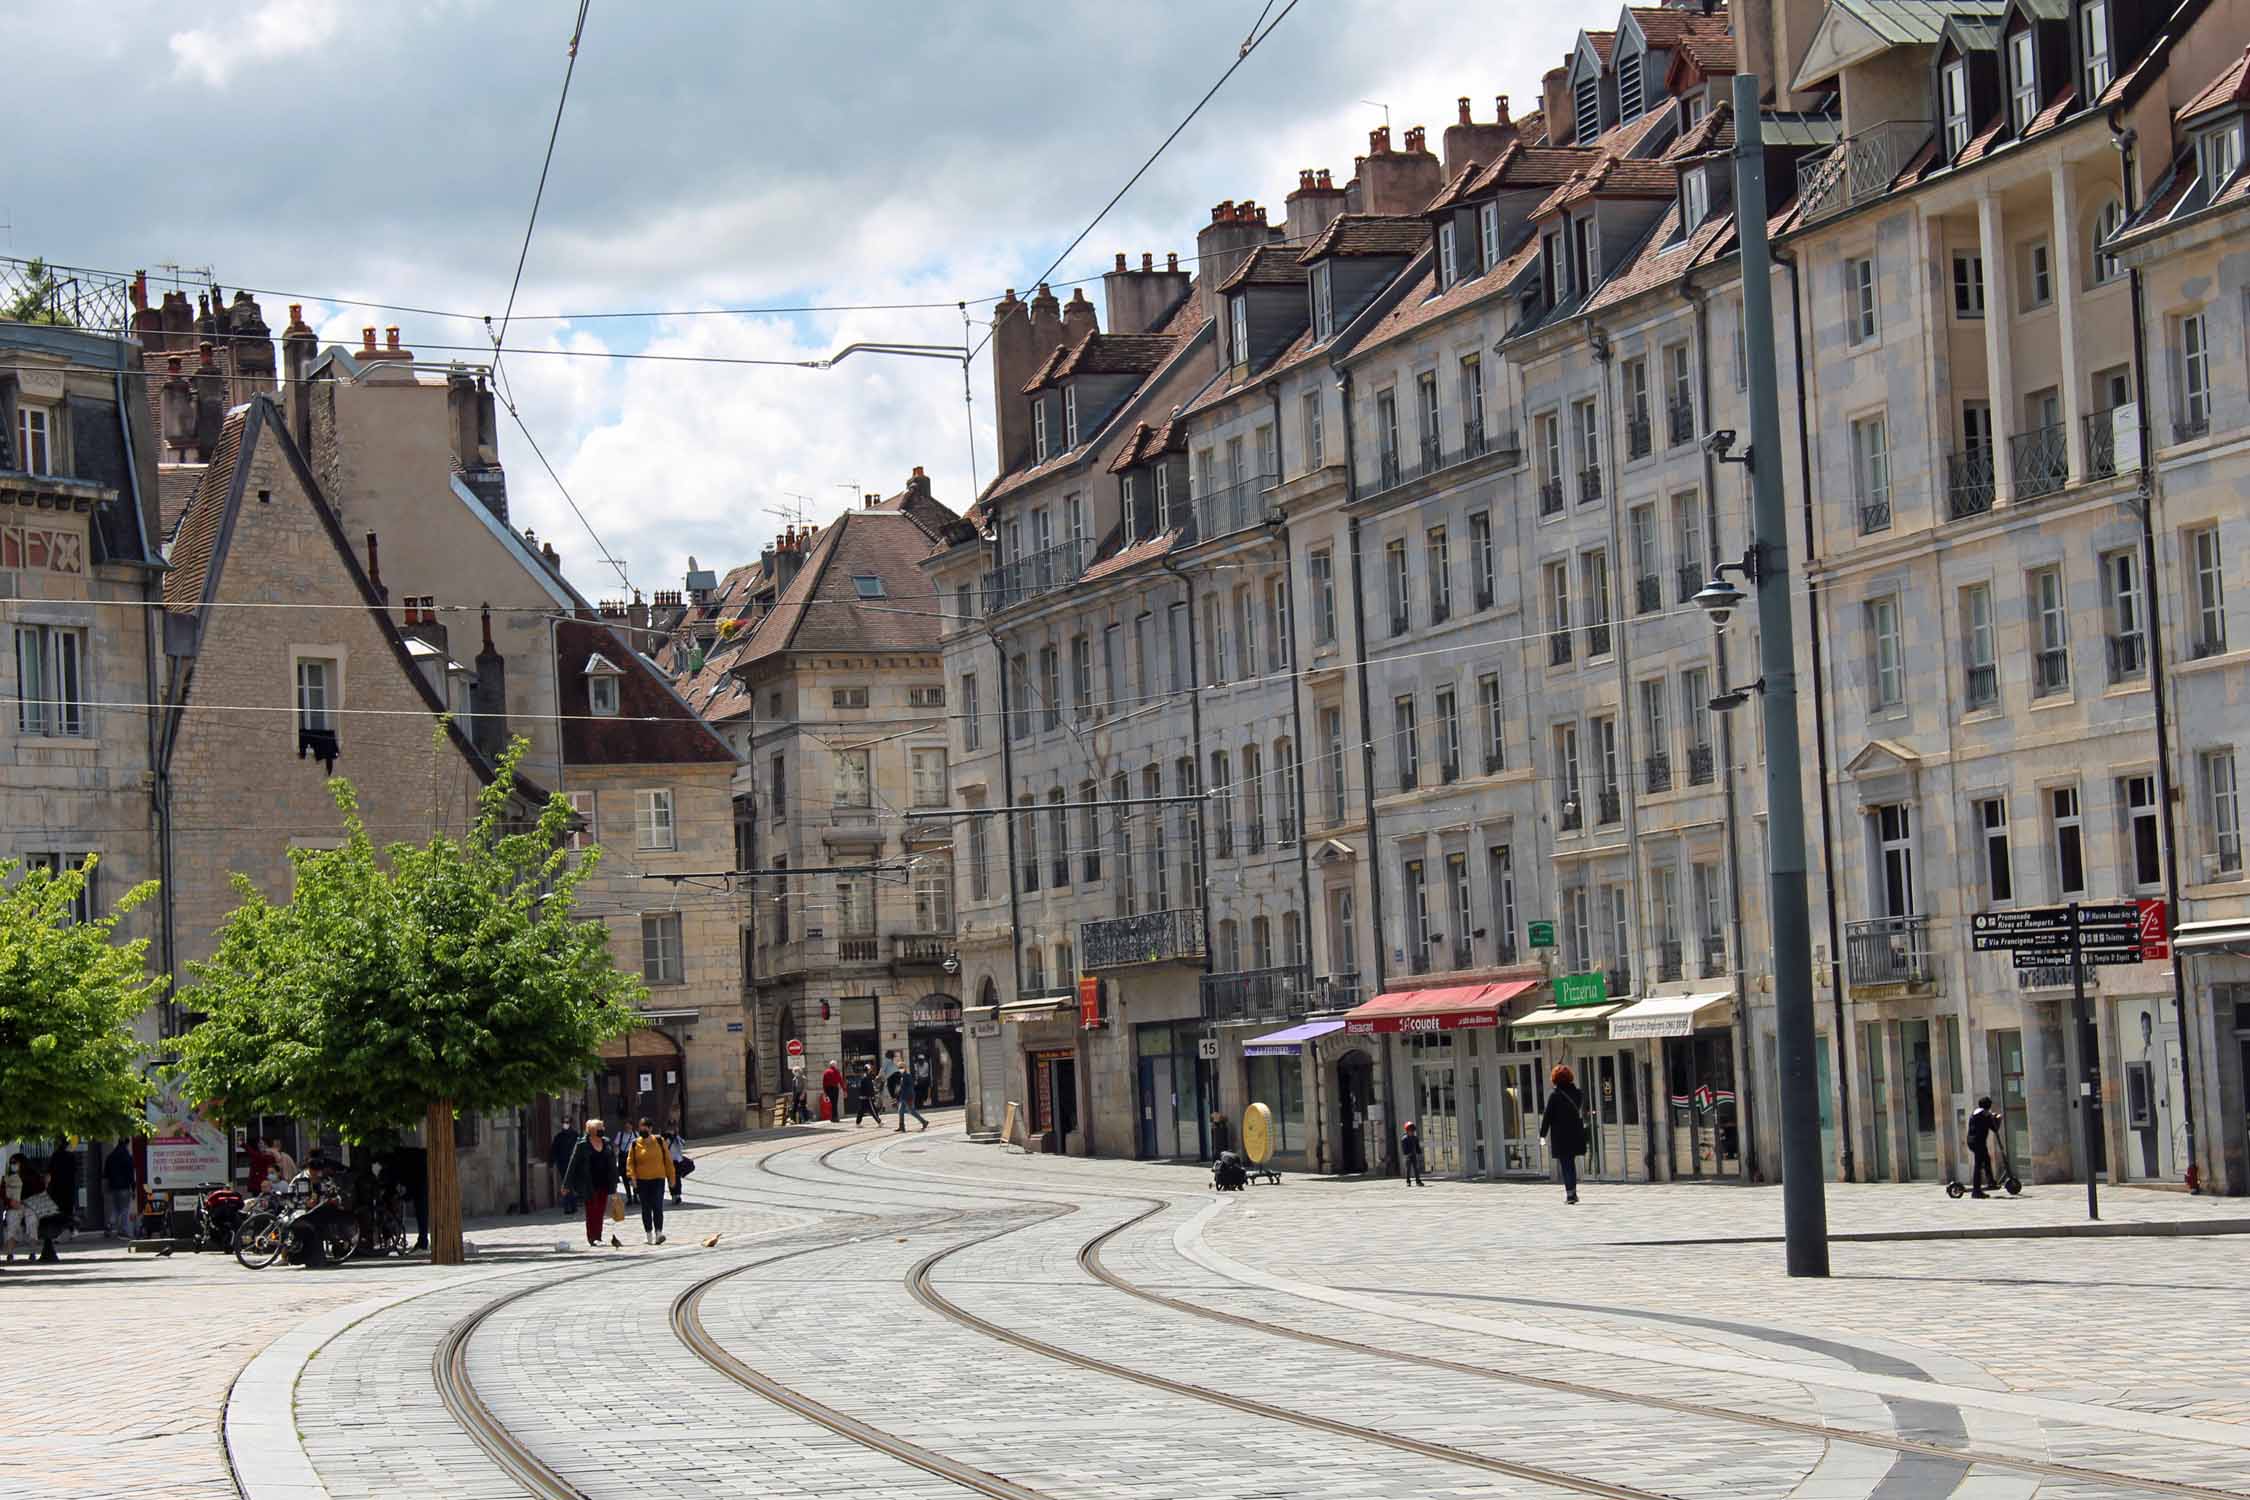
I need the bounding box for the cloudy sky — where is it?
[12,0,1613,593]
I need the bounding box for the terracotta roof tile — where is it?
[739,508,949,664]
[1424,157,1487,214]
[1465,143,1594,198]
[1666,102,1735,161]
[163,407,248,612]
[1298,214,1427,263]
[1584,30,1615,63]
[1514,109,1549,148]
[1048,331,1185,381]
[555,618,735,766]
[2179,48,2250,122]
[1081,529,1183,583]
[1352,230,1543,356]
[1019,340,1072,395]
[1631,6,1729,50]
[1217,243,1309,292]
[1584,203,1738,313]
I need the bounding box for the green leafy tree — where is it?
[178,738,642,1264]
[0,856,164,1143]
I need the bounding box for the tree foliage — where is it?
[178,737,643,1144]
[3,258,75,326]
[0,856,165,1141]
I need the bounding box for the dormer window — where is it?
[1478,202,1501,271]
[15,405,52,476]
[1063,385,1079,446]
[1033,398,1050,462]
[1683,94,1707,128]
[585,653,622,717]
[2009,29,2039,133]
[1437,221,1459,288]
[1942,59,1971,157]
[1122,474,1139,544]
[1574,71,1601,143]
[1682,168,1709,232]
[1228,295,1250,367]
[1577,214,1601,291]
[1310,261,1335,340]
[2082,0,2112,98]
[1618,49,1644,123]
[1543,227,1568,302]
[2198,120,2244,191]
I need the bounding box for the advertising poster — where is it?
[145,1075,228,1189]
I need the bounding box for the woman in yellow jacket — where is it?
[623,1117,678,1245]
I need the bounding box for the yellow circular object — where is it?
[1242,1102,1274,1165]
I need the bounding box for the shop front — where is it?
[1607,992,1739,1179]
[1342,982,1535,1181]
[1506,996,1637,1180]
[2161,916,2250,1193]
[1135,1020,1213,1160]
[998,993,1078,1152]
[1238,1019,1340,1170]
[908,994,965,1108]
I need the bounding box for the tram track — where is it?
[1074,1205,2250,1500]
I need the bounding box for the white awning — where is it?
[2173,918,2250,955]
[1509,1003,1619,1039]
[998,998,1069,1021]
[1607,991,1733,1040]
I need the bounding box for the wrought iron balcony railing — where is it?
[1676,563,1705,604]
[2107,633,2147,684]
[1795,119,1931,225]
[1202,964,1313,1024]
[1859,494,1892,534]
[1635,574,1662,615]
[1539,476,1565,515]
[1657,939,1684,982]
[1965,662,1999,709]
[1361,426,1519,500]
[1596,788,1622,826]
[1846,915,1933,985]
[1667,400,1696,448]
[1193,473,1278,544]
[1578,464,1603,504]
[2011,423,2068,501]
[2032,646,2070,699]
[1699,941,1728,978]
[1081,907,1205,969]
[1686,743,1715,786]
[980,537,1087,614]
[1626,414,1652,460]
[1947,448,1995,519]
[1643,752,1671,793]
[1549,630,1574,667]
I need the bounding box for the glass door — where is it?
[1816,1035,1838,1180]
[1863,1022,1892,1180]
[1988,1029,2030,1168]
[1415,1066,1461,1175]
[1497,1055,1544,1173]
[1139,1055,1180,1158]
[1667,1040,1696,1175]
[1903,1019,1936,1179]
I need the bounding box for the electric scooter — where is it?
[1945,1135,2022,1198]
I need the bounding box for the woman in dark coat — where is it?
[560,1120,621,1248]
[1538,1064,1588,1204]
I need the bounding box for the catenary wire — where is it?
[489,0,594,386]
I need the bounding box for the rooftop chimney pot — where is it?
[1115,252,1127,270]
[385,326,401,351]
[1167,253,1179,271]
[362,327,377,352]
[1459,96,1473,124]
[1142,252,1154,271]
[1498,95,1510,124]
[1370,126,1390,154]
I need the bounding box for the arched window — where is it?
[2090,198,2125,285]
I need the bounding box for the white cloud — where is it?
[170,0,343,88]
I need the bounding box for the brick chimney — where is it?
[281,303,318,452]
[191,341,227,461]
[1543,66,1573,144]
[159,356,194,460]
[446,366,480,474]
[906,464,933,502]
[158,290,195,352]
[1360,124,1446,214]
[1285,168,1350,247]
[991,284,1069,476]
[1195,200,1274,368]
[1443,96,1520,182]
[364,530,387,602]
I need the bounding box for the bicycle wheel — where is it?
[234,1212,283,1269]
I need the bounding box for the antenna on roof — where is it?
[768,493,812,529]
[1359,100,1391,130]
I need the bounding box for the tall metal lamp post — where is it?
[1688,75,1832,1277]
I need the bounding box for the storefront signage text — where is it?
[1344,1009,1499,1036]
[1553,972,1609,1008]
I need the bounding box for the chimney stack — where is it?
[1195,199,1274,368]
[907,464,932,501]
[364,531,386,602]
[471,605,508,761]
[1061,286,1099,349]
[1285,165,1351,245]
[446,365,480,474]
[991,283,1068,477]
[191,341,226,461]
[225,291,275,392]
[1442,94,1521,182]
[281,303,318,451]
[1543,66,1573,144]
[1359,122,1446,214]
[158,290,195,352]
[159,356,194,460]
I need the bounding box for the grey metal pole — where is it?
[2067,902,2101,1220]
[1732,75,1830,1276]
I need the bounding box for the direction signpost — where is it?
[1969,900,2166,1220]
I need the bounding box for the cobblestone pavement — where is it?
[5,1118,2247,1499]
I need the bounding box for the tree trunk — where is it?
[425,1097,465,1265]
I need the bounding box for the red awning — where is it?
[1342,980,1536,1035]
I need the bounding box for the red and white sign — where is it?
[2138,898,2170,961]
[785,1038,804,1058]
[1341,980,1535,1036]
[1344,1008,1500,1036]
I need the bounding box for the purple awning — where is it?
[1241,1018,1346,1056]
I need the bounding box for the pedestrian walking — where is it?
[1538,1064,1588,1204]
[788,1067,810,1124]
[382,1145,430,1251]
[623,1118,676,1245]
[549,1121,579,1216]
[1966,1096,2003,1198]
[1399,1121,1426,1187]
[561,1120,621,1248]
[850,1061,884,1126]
[665,1121,691,1204]
[821,1059,843,1124]
[895,1056,930,1133]
[2,1154,31,1262]
[102,1140,136,1240]
[45,1140,78,1234]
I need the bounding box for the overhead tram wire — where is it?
[489,0,593,388]
[967,0,1303,363]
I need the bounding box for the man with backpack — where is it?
[1966,1096,2003,1198]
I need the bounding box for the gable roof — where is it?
[157,395,529,793]
[2179,48,2250,122]
[1218,243,1312,291]
[1045,331,1184,382]
[554,617,736,766]
[1794,0,2006,90]
[1298,214,1428,263]
[737,507,949,664]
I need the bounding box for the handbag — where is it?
[606,1193,627,1223]
[674,1155,695,1177]
[22,1192,58,1220]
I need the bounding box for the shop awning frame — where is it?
[1241,1019,1345,1055]
[1508,1003,1620,1038]
[997,998,1070,1021]
[1342,980,1537,1034]
[1606,991,1734,1040]
[2172,917,2250,955]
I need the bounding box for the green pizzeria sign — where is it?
[1553,971,1609,1009]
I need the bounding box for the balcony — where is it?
[1656,940,1683,982]
[1558,800,1583,833]
[2032,647,2070,699]
[1846,915,1933,987]
[838,935,882,964]
[892,932,954,969]
[1451,940,1475,970]
[2107,633,2147,684]
[2193,627,2229,661]
[1604,963,1632,997]
[1018,983,1077,1003]
[1858,493,1892,534]
[1686,743,1716,786]
[1676,563,1705,604]
[1965,663,1998,709]
[1317,970,1364,1010]
[2083,406,2127,480]
[1082,907,1204,970]
[1202,963,1313,1025]
[1699,941,1727,979]
[1635,574,1662,615]
[1430,592,1452,625]
[1539,477,1565,516]
[1390,606,1411,638]
[1483,751,1505,775]
[2010,423,2068,502]
[1495,938,1520,966]
[2175,409,2210,443]
[1596,788,1622,826]
[1361,427,1518,501]
[1667,400,1696,448]
[1439,757,1461,786]
[1644,752,1672,793]
[1407,947,1432,976]
[1549,631,1574,667]
[1584,620,1611,658]
[1578,465,1603,504]
[980,537,1087,614]
[1194,473,1278,544]
[1795,119,1930,226]
[1626,413,1652,461]
[1946,448,1995,519]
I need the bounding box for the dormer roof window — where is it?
[1478,202,1502,271]
[1063,384,1079,446]
[1681,166,1709,232]
[1228,294,1250,367]
[1576,212,1601,292]
[2198,118,2244,193]
[1943,57,1972,158]
[585,652,622,717]
[853,574,887,599]
[1437,220,1459,288]
[1310,261,1335,340]
[2081,0,2112,99]
[1574,71,1602,143]
[1618,45,1645,123]
[2008,27,2039,133]
[1033,398,1050,462]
